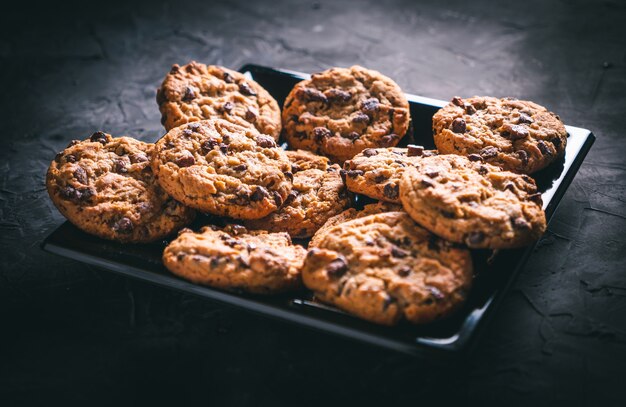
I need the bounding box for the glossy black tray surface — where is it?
[42,64,595,357]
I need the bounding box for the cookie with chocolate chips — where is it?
[157,62,281,141]
[309,201,402,248]
[302,211,473,326]
[432,96,567,174]
[46,132,195,242]
[282,66,411,163]
[342,146,437,203]
[399,154,547,248]
[285,149,329,173]
[244,165,350,238]
[163,225,306,294]
[152,119,292,219]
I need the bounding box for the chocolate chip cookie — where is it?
[163,225,305,294]
[282,66,411,163]
[46,132,195,242]
[285,149,329,173]
[157,62,281,140]
[244,165,350,238]
[342,146,437,203]
[152,119,292,219]
[399,154,547,248]
[432,96,567,174]
[309,201,402,248]
[302,211,473,325]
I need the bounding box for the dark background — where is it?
[1,0,625,405]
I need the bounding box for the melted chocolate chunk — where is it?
[452,118,466,133]
[326,88,351,103]
[245,108,257,122]
[313,127,331,142]
[90,131,108,144]
[175,154,195,167]
[374,174,388,183]
[298,87,327,103]
[250,186,268,202]
[501,124,529,140]
[256,135,276,148]
[326,257,348,277]
[361,98,380,115]
[272,191,284,207]
[232,163,247,172]
[380,134,398,147]
[345,131,360,141]
[518,112,534,124]
[182,86,196,102]
[283,191,298,206]
[397,266,411,277]
[512,217,531,229]
[407,144,424,157]
[113,160,127,174]
[221,101,234,113]
[383,183,399,199]
[480,146,498,158]
[352,113,370,123]
[238,82,256,96]
[112,217,133,234]
[451,96,464,107]
[201,139,218,154]
[73,167,88,184]
[468,153,482,162]
[362,148,378,157]
[222,71,234,84]
[537,140,552,155]
[347,170,364,178]
[64,154,77,163]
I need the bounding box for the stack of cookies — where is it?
[46,62,567,326]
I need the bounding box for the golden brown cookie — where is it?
[46,132,195,243]
[303,212,473,325]
[285,149,329,173]
[342,146,437,203]
[282,66,410,163]
[432,96,567,174]
[309,201,402,248]
[157,62,281,140]
[399,154,546,248]
[163,225,305,294]
[151,119,292,219]
[244,165,350,238]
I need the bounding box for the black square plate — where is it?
[42,64,595,358]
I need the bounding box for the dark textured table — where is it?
[1,0,625,405]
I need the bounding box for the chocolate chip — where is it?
[374,174,388,183]
[114,160,127,174]
[181,129,193,138]
[361,98,380,115]
[390,245,409,258]
[537,140,552,155]
[363,148,378,157]
[326,257,348,277]
[256,135,276,148]
[223,71,234,83]
[66,140,80,148]
[501,124,529,140]
[313,127,331,142]
[468,153,482,162]
[175,154,195,167]
[516,150,529,165]
[232,163,247,172]
[383,183,399,199]
[339,169,347,183]
[201,139,218,154]
[503,182,516,192]
[551,136,562,148]
[238,82,256,96]
[285,171,293,181]
[407,144,424,157]
[464,104,476,115]
[347,170,364,178]
[73,167,88,184]
[465,231,485,246]
[345,131,360,141]
[326,88,351,103]
[272,191,283,207]
[64,154,77,163]
[297,87,327,103]
[182,86,196,101]
[245,108,257,122]
[397,266,411,277]
[441,210,455,219]
[421,179,434,188]
[283,191,298,206]
[480,146,498,158]
[250,186,268,202]
[352,113,370,124]
[219,144,229,154]
[512,217,531,229]
[90,131,107,144]
[291,163,300,173]
[478,166,488,175]
[221,101,234,113]
[170,64,180,74]
[518,113,534,124]
[451,97,464,107]
[112,217,133,234]
[425,170,439,178]
[452,118,466,133]
[129,153,148,164]
[188,122,201,131]
[380,134,398,147]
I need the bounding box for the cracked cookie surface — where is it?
[302,211,473,325]
[399,154,546,248]
[432,96,567,174]
[157,62,281,140]
[244,165,350,238]
[46,132,195,242]
[163,225,305,294]
[152,119,292,219]
[342,146,437,203]
[282,66,410,163]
